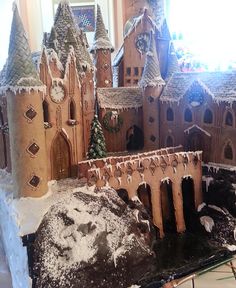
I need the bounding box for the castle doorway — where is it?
[187,132,203,152]
[137,184,152,216]
[51,133,71,180]
[126,125,144,151]
[185,126,211,162]
[160,181,176,233]
[182,178,196,231]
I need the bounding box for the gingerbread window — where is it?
[184,108,192,122]
[204,109,213,124]
[43,101,49,123]
[166,136,174,147]
[167,108,174,121]
[224,143,233,160]
[225,111,233,126]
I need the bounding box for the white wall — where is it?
[0,0,115,71]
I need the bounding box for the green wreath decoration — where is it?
[103,111,123,133]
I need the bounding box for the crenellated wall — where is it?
[78,146,203,237]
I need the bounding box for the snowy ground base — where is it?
[0,233,12,288]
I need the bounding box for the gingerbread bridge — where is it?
[78,146,203,237]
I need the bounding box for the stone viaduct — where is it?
[78,146,203,237]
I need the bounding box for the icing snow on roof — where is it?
[1,5,44,93]
[90,5,114,53]
[139,32,165,88]
[161,71,236,103]
[97,87,143,110]
[49,0,93,72]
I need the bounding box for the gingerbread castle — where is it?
[0,0,235,200]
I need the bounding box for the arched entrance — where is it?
[137,184,152,216]
[160,181,176,233]
[126,125,144,151]
[187,132,203,152]
[182,177,196,231]
[51,133,71,180]
[184,126,211,162]
[117,188,129,204]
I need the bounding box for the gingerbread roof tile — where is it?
[49,0,93,72]
[2,4,43,90]
[97,87,143,110]
[165,43,180,80]
[139,32,165,88]
[161,71,236,103]
[90,5,114,53]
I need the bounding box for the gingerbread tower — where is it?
[1,4,48,197]
[139,31,165,150]
[39,0,95,179]
[90,4,114,88]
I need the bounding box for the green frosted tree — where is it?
[87,115,107,159]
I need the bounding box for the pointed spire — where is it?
[165,43,180,80]
[2,4,43,89]
[48,27,58,51]
[157,19,171,40]
[139,31,165,89]
[90,4,114,53]
[49,0,93,72]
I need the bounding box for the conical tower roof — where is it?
[165,42,180,80]
[2,4,43,90]
[90,4,114,53]
[157,19,171,40]
[139,31,165,88]
[49,0,93,72]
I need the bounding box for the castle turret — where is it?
[1,4,48,197]
[156,19,171,78]
[90,5,114,88]
[165,42,180,80]
[139,31,165,150]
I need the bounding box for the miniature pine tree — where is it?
[87,115,107,159]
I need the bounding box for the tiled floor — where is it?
[178,260,236,288]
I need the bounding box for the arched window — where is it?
[69,100,76,120]
[184,108,192,122]
[166,136,174,147]
[224,142,233,160]
[43,101,49,123]
[166,108,174,121]
[204,109,213,124]
[0,106,4,125]
[225,111,233,126]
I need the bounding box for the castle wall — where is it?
[143,86,163,150]
[78,147,202,238]
[94,50,113,88]
[82,71,95,156]
[7,90,48,197]
[40,56,85,179]
[99,107,143,152]
[160,94,236,165]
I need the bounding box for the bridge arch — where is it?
[137,183,152,216]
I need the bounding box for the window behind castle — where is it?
[224,143,233,160]
[166,108,174,121]
[203,109,213,124]
[184,108,192,122]
[225,111,233,126]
